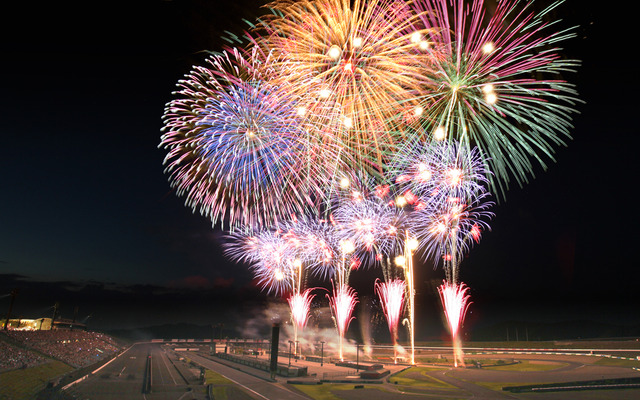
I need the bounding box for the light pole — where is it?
[320,341,325,366]
[288,340,293,367]
[356,342,360,370]
[216,323,224,340]
[4,289,18,330]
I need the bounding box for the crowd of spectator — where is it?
[0,329,121,369]
[0,339,46,370]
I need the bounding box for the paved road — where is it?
[64,343,206,400]
[187,352,311,400]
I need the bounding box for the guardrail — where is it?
[504,377,640,393]
[142,354,151,394]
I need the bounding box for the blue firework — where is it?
[160,47,337,231]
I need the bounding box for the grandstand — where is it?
[0,338,46,370]
[1,329,121,370]
[0,328,123,399]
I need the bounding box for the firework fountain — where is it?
[287,287,315,356]
[327,280,358,362]
[438,281,471,367]
[374,279,404,363]
[326,238,359,362]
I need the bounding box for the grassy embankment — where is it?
[0,361,73,400]
[292,366,455,400]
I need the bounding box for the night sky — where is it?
[1,0,638,339]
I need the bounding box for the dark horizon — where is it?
[3,269,639,343]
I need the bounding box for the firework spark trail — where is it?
[412,0,581,196]
[160,45,345,231]
[258,0,435,174]
[375,279,405,363]
[327,282,358,362]
[396,233,420,365]
[438,281,471,367]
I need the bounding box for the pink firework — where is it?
[288,288,316,356]
[327,283,358,361]
[438,281,472,367]
[374,279,405,363]
[224,229,297,296]
[288,288,315,331]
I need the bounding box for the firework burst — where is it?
[332,195,404,266]
[278,216,339,280]
[412,193,493,283]
[413,0,581,196]
[257,0,434,173]
[390,139,491,207]
[391,139,494,282]
[160,46,342,231]
[224,228,300,296]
